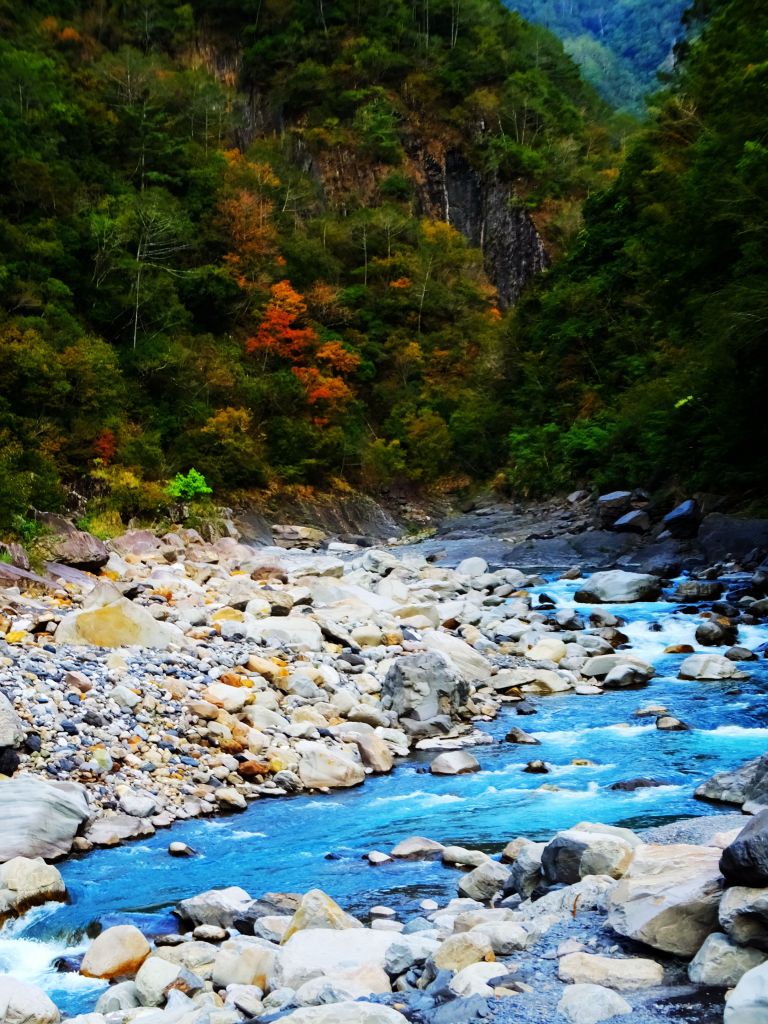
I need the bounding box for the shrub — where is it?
[166,468,213,502]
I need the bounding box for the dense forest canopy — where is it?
[0,0,614,534]
[505,0,689,111]
[504,0,768,502]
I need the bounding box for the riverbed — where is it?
[2,571,766,1016]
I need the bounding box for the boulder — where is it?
[282,890,362,942]
[689,932,767,986]
[176,886,253,928]
[296,742,365,789]
[558,952,663,991]
[721,811,768,887]
[509,842,545,898]
[607,843,723,956]
[274,928,396,990]
[457,557,489,578]
[0,777,90,862]
[381,653,469,722]
[696,756,768,809]
[720,886,768,951]
[557,983,632,1024]
[449,961,504,997]
[432,932,494,972]
[0,857,66,912]
[390,836,444,859]
[55,583,184,650]
[458,859,510,902]
[94,981,141,1013]
[38,514,109,572]
[575,571,661,604]
[0,978,60,1024]
[134,956,187,1006]
[663,500,702,540]
[542,827,634,884]
[212,936,278,989]
[696,618,739,647]
[352,733,394,773]
[613,510,650,534]
[276,1004,409,1024]
[80,925,151,979]
[248,616,324,652]
[421,630,493,683]
[724,961,768,1023]
[430,751,480,776]
[596,492,632,527]
[0,693,24,750]
[679,654,746,680]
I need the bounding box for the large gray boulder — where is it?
[176,886,253,928]
[0,977,60,1024]
[721,810,768,887]
[38,513,109,572]
[689,932,767,986]
[0,777,90,862]
[696,756,768,809]
[606,843,723,956]
[381,652,469,722]
[575,571,661,604]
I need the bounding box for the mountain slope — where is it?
[504,0,768,499]
[506,0,689,110]
[0,0,615,531]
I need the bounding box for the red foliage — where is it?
[93,428,117,464]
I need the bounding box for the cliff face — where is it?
[406,143,548,307]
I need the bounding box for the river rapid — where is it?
[3,570,768,1016]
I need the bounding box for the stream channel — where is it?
[2,571,768,1016]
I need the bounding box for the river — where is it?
[2,571,767,1016]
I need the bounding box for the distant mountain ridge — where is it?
[505,0,689,110]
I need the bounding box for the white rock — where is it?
[0,978,60,1024]
[449,961,502,997]
[296,742,365,789]
[557,983,632,1024]
[0,777,90,862]
[558,952,663,990]
[430,751,480,775]
[725,961,768,1023]
[249,617,324,652]
[679,654,746,680]
[276,1003,409,1023]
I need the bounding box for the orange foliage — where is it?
[292,367,353,406]
[245,281,317,360]
[389,277,412,289]
[40,16,58,32]
[316,340,360,374]
[93,428,117,464]
[59,26,82,42]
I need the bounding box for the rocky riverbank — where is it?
[3,506,768,1022]
[5,807,768,1024]
[3,516,766,861]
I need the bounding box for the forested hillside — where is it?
[504,0,768,501]
[506,0,688,110]
[0,0,614,533]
